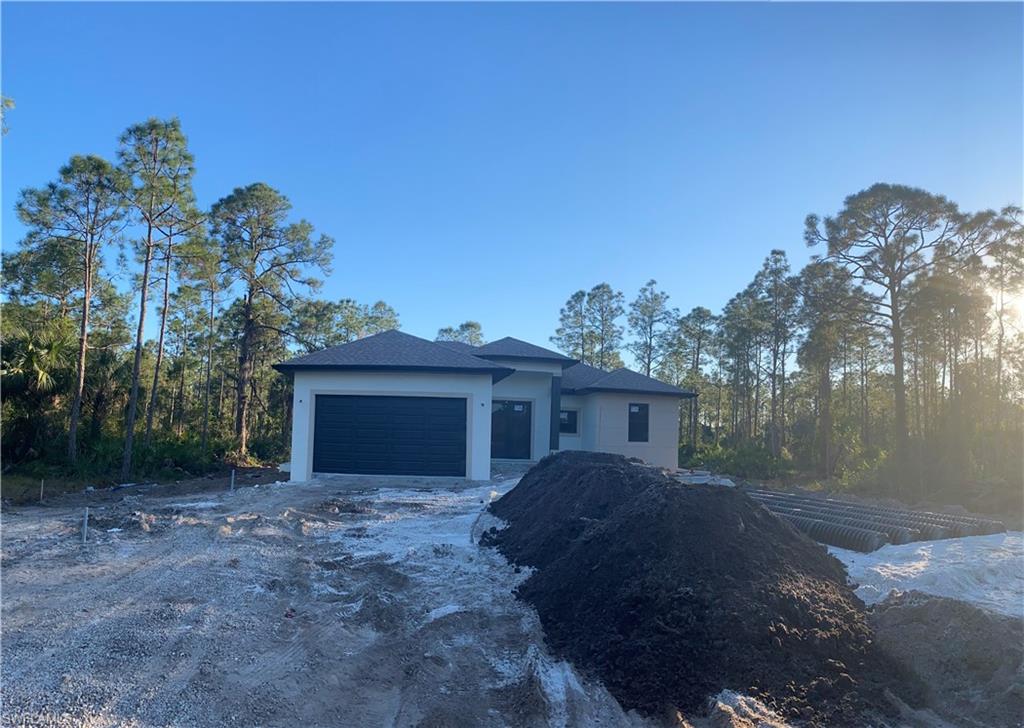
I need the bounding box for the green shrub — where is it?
[681,442,792,480]
[246,433,288,464]
[132,437,226,477]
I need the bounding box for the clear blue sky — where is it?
[3,2,1022,358]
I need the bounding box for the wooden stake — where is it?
[82,507,89,544]
[230,469,235,492]
[39,479,44,503]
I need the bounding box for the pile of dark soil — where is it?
[485,451,657,569]
[484,452,910,724]
[870,591,1023,727]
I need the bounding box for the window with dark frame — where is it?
[628,403,649,442]
[559,409,579,435]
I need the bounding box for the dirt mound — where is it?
[485,452,907,724]
[315,497,375,517]
[870,591,1023,727]
[485,451,667,569]
[87,510,159,534]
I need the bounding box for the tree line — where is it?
[4,119,1021,512]
[550,186,1023,510]
[2,118,398,480]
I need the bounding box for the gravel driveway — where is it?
[1,474,648,728]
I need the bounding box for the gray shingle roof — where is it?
[559,362,608,391]
[433,340,479,354]
[473,337,577,366]
[561,362,693,397]
[274,330,513,380]
[274,331,683,396]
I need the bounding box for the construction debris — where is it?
[676,470,737,488]
[483,452,908,724]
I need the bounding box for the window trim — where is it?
[559,408,580,435]
[627,402,650,443]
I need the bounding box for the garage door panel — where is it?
[391,417,427,427]
[312,395,467,477]
[427,420,464,431]
[390,434,433,447]
[391,443,463,456]
[426,434,460,444]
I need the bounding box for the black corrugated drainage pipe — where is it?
[775,513,889,552]
[759,503,920,545]
[748,490,1005,538]
[749,493,954,540]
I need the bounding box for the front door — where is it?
[491,400,532,459]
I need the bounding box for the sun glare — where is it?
[995,288,1024,323]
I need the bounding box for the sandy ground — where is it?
[8,466,1017,727]
[2,470,670,728]
[830,532,1024,617]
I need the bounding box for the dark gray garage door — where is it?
[312,395,467,476]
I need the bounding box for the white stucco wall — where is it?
[484,358,565,377]
[288,370,494,482]
[559,392,681,469]
[491,369,554,460]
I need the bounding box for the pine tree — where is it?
[211,183,333,456]
[118,118,197,479]
[437,321,484,345]
[585,284,625,370]
[15,156,128,463]
[626,280,676,376]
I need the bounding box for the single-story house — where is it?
[274,330,694,481]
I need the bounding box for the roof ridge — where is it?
[587,368,621,386]
[275,329,510,374]
[561,361,691,397]
[474,335,576,363]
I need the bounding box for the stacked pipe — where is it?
[747,489,1005,553]
[750,490,1005,537]
[774,513,889,552]
[792,495,1002,537]
[763,502,920,544]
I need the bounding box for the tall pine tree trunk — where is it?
[144,235,173,448]
[780,339,788,450]
[68,239,95,464]
[689,340,702,449]
[175,315,190,436]
[996,286,1005,402]
[889,288,909,468]
[120,227,155,480]
[235,293,255,455]
[752,343,762,442]
[859,344,868,448]
[913,337,922,438]
[769,342,779,455]
[201,290,216,451]
[174,356,187,436]
[818,358,832,478]
[217,367,225,424]
[715,370,723,445]
[690,395,699,449]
